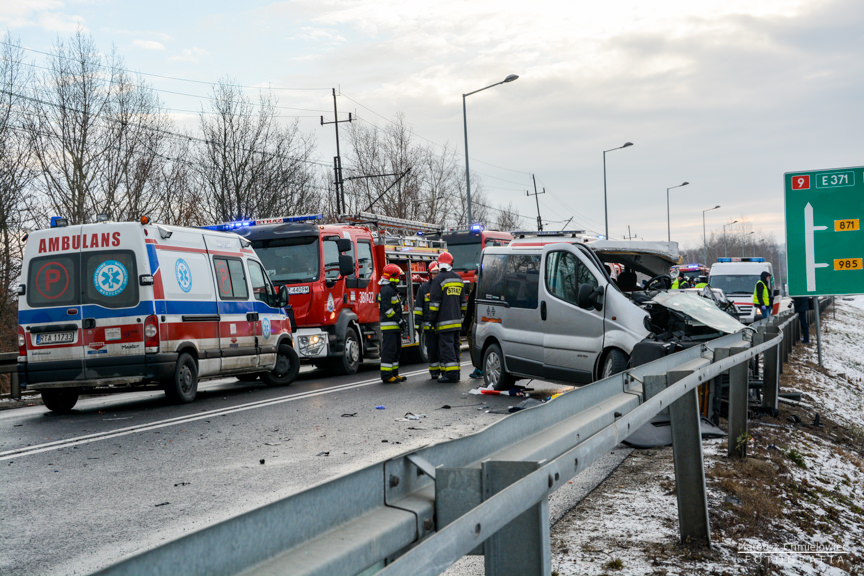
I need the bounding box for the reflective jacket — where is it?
[378,281,402,331]
[428,270,466,333]
[414,280,433,330]
[752,280,770,306]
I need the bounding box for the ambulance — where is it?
[17,217,297,413]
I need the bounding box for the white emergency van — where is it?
[17,218,298,413]
[708,257,778,323]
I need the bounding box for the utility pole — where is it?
[527,174,545,231]
[321,88,352,214]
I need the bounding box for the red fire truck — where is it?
[206,213,445,374]
[436,225,513,285]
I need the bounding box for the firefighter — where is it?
[428,252,466,383]
[414,261,440,378]
[378,263,407,383]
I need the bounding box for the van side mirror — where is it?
[577,284,605,311]
[339,254,354,277]
[336,238,352,253]
[278,285,290,308]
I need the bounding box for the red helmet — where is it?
[382,263,403,281]
[437,251,453,271]
[427,261,439,273]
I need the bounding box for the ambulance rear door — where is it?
[21,225,85,384]
[79,224,148,380]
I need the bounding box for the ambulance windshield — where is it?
[252,236,320,283]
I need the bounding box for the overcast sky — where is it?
[3,0,863,250]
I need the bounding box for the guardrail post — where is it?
[761,326,780,415]
[667,369,711,546]
[715,346,750,458]
[11,369,21,400]
[482,460,549,576]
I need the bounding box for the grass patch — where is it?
[603,558,624,570]
[786,448,807,469]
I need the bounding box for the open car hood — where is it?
[651,291,745,334]
[588,240,681,277]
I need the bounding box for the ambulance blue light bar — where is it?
[50,216,69,228]
[716,257,765,263]
[470,223,484,232]
[202,214,323,231]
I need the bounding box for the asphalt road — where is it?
[0,355,521,576]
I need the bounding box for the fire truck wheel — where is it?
[335,328,361,375]
[41,388,80,413]
[165,352,198,403]
[483,343,515,391]
[262,342,300,386]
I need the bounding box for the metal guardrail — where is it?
[73,306,815,576]
[0,352,20,398]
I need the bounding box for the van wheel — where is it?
[41,389,79,413]
[262,342,300,386]
[483,343,515,390]
[600,349,629,379]
[166,353,198,403]
[335,328,361,375]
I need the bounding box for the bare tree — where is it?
[493,202,523,231]
[196,79,319,222]
[0,37,33,351]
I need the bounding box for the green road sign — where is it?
[785,166,864,296]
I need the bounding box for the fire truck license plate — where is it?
[36,332,75,345]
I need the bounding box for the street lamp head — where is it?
[681,181,690,186]
[504,74,519,83]
[713,204,720,209]
[622,142,634,148]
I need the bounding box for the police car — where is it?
[17,217,298,413]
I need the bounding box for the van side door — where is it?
[211,255,258,372]
[540,246,603,383]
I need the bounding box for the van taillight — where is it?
[17,326,27,358]
[144,315,159,352]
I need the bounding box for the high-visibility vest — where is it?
[695,282,708,289]
[752,280,770,306]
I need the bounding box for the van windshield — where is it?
[709,274,760,295]
[252,236,320,283]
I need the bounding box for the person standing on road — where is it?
[429,252,465,383]
[671,271,689,289]
[415,261,440,378]
[378,263,407,383]
[463,274,483,379]
[753,271,773,319]
[792,296,812,343]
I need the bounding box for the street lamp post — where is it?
[723,219,739,257]
[702,205,720,264]
[666,181,690,242]
[602,142,634,239]
[463,74,519,226]
[743,231,755,257]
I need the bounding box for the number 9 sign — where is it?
[791,175,810,190]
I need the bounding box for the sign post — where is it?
[785,165,864,365]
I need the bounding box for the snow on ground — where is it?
[549,295,864,576]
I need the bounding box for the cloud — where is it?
[169,47,209,62]
[133,39,165,51]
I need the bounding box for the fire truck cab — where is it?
[211,213,445,374]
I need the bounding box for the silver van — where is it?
[473,237,744,389]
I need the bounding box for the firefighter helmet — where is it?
[427,261,439,273]
[437,251,453,271]
[382,263,403,281]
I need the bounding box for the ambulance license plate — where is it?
[36,332,75,345]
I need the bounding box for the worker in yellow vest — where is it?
[671,271,689,289]
[752,271,773,318]
[694,275,709,289]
